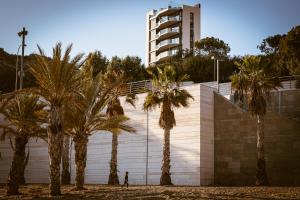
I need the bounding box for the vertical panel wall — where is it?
[200,85,215,185]
[0,84,202,185]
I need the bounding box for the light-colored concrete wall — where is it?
[150,52,156,63]
[200,84,215,185]
[182,4,201,50]
[147,84,200,185]
[0,84,201,185]
[150,41,156,52]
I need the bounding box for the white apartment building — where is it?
[145,4,201,67]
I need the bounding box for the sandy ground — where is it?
[0,184,299,200]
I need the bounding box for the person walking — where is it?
[123,171,129,188]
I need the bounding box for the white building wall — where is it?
[0,84,209,185]
[182,4,201,50]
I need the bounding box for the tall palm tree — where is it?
[0,94,46,195]
[61,135,71,185]
[29,43,84,195]
[101,67,136,185]
[143,65,193,185]
[231,56,280,186]
[64,63,135,190]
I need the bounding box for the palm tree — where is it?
[61,135,71,185]
[101,67,136,185]
[29,43,84,195]
[64,63,135,190]
[143,65,193,185]
[231,56,280,186]
[0,94,46,195]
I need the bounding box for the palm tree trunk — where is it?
[108,133,119,185]
[6,135,28,195]
[19,144,30,185]
[48,106,63,196]
[61,135,71,185]
[160,128,172,185]
[256,115,269,186]
[74,136,88,190]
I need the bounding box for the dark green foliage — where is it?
[258,25,300,78]
[258,34,285,55]
[0,49,36,93]
[110,56,146,82]
[279,25,300,76]
[85,51,109,77]
[195,37,231,58]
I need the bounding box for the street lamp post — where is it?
[18,27,28,89]
[15,45,22,91]
[211,56,216,81]
[211,56,223,93]
[217,59,220,93]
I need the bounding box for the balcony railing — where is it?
[121,76,299,97]
[156,16,180,28]
[157,49,178,61]
[156,27,179,39]
[156,38,180,50]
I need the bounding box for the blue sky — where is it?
[0,0,299,64]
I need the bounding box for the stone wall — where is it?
[214,89,300,186]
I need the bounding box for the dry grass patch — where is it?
[0,184,299,200]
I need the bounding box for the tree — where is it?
[258,34,290,77]
[231,56,280,186]
[258,34,285,55]
[0,94,46,195]
[61,135,71,185]
[0,49,37,93]
[279,26,300,76]
[29,43,84,195]
[101,67,136,185]
[143,65,193,185]
[64,62,135,190]
[195,37,230,58]
[85,51,109,77]
[110,56,146,82]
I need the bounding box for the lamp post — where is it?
[211,56,223,93]
[15,45,22,91]
[18,27,28,89]
[217,59,220,93]
[211,56,216,81]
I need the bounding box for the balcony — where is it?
[156,38,180,52]
[156,49,178,62]
[150,6,181,20]
[156,27,180,41]
[156,16,181,30]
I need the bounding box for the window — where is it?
[190,12,194,49]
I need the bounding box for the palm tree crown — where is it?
[29,42,84,108]
[143,65,193,129]
[231,56,280,115]
[0,94,46,138]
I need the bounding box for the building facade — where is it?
[145,4,201,67]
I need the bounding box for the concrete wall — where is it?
[182,4,201,50]
[214,89,300,186]
[0,84,201,185]
[199,84,215,185]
